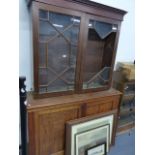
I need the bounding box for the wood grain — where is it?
[27,89,121,155]
[27,88,121,110]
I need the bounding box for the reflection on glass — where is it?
[83,20,117,89]
[38,9,81,93]
[39,10,48,19]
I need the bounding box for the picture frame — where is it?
[75,124,110,155]
[65,110,117,155]
[85,142,107,155]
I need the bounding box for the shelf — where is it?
[120,107,135,115]
[122,94,135,102]
[113,66,135,133]
[118,112,134,125]
[124,91,135,96]
[117,122,134,133]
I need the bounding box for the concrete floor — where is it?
[108,129,135,155]
[19,129,135,155]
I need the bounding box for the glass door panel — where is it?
[83,19,118,89]
[38,9,81,93]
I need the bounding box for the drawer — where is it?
[85,96,120,116]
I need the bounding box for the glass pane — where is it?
[39,20,57,42]
[39,43,46,67]
[39,68,48,86]
[83,20,117,89]
[38,9,81,93]
[93,20,113,39]
[48,37,70,73]
[47,68,75,92]
[39,10,48,19]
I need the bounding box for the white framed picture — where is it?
[86,142,106,155]
[75,124,109,155]
[65,110,117,155]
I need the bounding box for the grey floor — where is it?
[108,129,135,155]
[19,129,135,155]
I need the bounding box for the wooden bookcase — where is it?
[25,1,127,155]
[113,71,135,133]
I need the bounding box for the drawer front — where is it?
[85,96,120,116]
[28,105,81,155]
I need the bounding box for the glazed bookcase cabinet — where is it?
[26,0,126,155]
[28,0,126,98]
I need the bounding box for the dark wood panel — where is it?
[27,89,121,111]
[32,3,39,93]
[28,112,36,155]
[30,0,125,97]
[33,106,81,155]
[27,90,121,155]
[51,151,64,155]
[86,104,99,116]
[117,123,135,133]
[28,0,126,21]
[99,101,113,112]
[85,97,119,116]
[102,32,117,67]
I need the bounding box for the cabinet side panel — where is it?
[28,112,36,155]
[112,96,121,109]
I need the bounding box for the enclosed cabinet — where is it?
[38,9,81,93]
[82,17,118,90]
[31,0,126,97]
[27,89,121,155]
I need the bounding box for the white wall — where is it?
[19,0,135,91]
[19,0,33,91]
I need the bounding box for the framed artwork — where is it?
[85,142,106,155]
[75,124,109,155]
[65,110,117,155]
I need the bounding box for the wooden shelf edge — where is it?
[117,122,134,133]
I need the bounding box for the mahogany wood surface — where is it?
[117,122,135,133]
[30,0,126,98]
[27,89,121,155]
[27,88,121,110]
[28,0,127,20]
